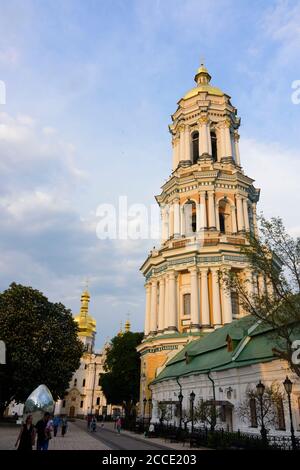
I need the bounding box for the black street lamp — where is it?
[148,398,152,418]
[178,392,183,429]
[283,376,297,451]
[190,391,195,434]
[256,380,267,445]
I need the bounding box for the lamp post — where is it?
[283,376,297,451]
[190,391,195,434]
[256,380,267,445]
[178,391,183,429]
[90,357,97,415]
[148,398,152,420]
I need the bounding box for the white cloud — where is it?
[241,137,300,235]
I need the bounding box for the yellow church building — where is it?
[55,289,122,418]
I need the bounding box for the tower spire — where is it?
[125,312,131,333]
[194,60,211,86]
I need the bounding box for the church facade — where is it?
[54,290,120,418]
[137,63,265,408]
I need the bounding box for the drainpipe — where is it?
[207,370,216,431]
[176,377,183,429]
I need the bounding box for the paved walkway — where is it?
[0,420,208,451]
[0,421,109,450]
[74,420,207,451]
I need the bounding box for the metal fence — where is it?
[128,421,300,450]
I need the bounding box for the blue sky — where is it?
[0,0,299,348]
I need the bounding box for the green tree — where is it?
[224,216,300,377]
[0,283,83,416]
[99,331,143,423]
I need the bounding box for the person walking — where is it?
[35,412,51,451]
[91,416,97,432]
[116,416,122,434]
[15,415,35,451]
[53,415,61,437]
[61,416,68,437]
[87,413,92,431]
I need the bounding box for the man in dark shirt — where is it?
[35,412,50,450]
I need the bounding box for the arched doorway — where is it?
[69,406,75,418]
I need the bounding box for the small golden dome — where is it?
[182,62,224,100]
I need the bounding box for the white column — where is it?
[190,267,200,330]
[220,126,227,159]
[221,271,232,324]
[196,202,201,233]
[216,126,223,161]
[234,132,241,166]
[158,278,165,332]
[200,268,210,327]
[169,204,174,238]
[252,202,258,237]
[231,205,238,234]
[173,199,180,238]
[164,275,169,330]
[224,120,233,158]
[243,198,250,232]
[236,195,245,232]
[208,191,216,229]
[215,202,220,231]
[168,271,177,331]
[180,205,185,236]
[211,268,222,327]
[161,205,169,243]
[207,125,212,156]
[184,126,191,162]
[199,117,209,156]
[199,191,207,230]
[172,138,180,171]
[144,283,151,336]
[150,280,158,334]
[179,126,185,163]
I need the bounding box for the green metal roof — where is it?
[151,315,300,385]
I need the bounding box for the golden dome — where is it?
[182,63,224,100]
[125,318,131,333]
[74,289,96,338]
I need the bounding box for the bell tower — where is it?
[137,63,261,407]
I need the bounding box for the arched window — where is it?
[74,378,77,387]
[192,131,199,164]
[184,200,197,235]
[211,131,217,161]
[219,213,225,233]
[82,379,86,387]
[231,291,240,318]
[192,212,197,233]
[218,199,232,234]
